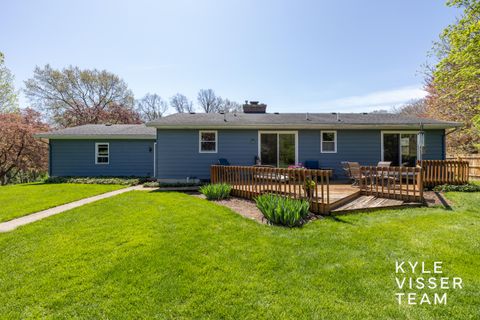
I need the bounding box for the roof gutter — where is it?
[445,126,461,136]
[34,134,156,140]
[146,123,462,130]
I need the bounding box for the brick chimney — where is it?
[243,101,267,113]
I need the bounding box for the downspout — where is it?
[153,142,157,179]
[49,140,52,176]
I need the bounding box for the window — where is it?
[95,143,109,164]
[259,131,298,167]
[321,131,337,153]
[382,131,419,166]
[199,130,217,153]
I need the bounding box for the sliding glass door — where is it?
[382,132,418,167]
[260,132,296,167]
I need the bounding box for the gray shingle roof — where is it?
[36,124,156,139]
[146,113,461,129]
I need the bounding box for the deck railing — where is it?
[210,165,332,214]
[417,160,469,188]
[359,166,423,202]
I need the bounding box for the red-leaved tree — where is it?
[0,108,50,185]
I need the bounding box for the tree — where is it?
[197,89,222,113]
[59,102,142,127]
[136,93,169,121]
[0,108,49,185]
[392,99,429,117]
[425,0,480,153]
[24,65,139,127]
[218,98,242,113]
[0,52,18,112]
[170,93,194,113]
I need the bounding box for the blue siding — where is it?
[156,129,446,181]
[156,130,258,180]
[299,130,381,179]
[424,129,446,160]
[50,139,154,177]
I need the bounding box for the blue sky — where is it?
[1,0,459,113]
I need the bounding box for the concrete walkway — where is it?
[0,185,142,233]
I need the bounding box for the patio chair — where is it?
[341,161,351,177]
[346,162,366,186]
[375,161,401,183]
[377,161,392,167]
[304,160,320,169]
[218,158,230,166]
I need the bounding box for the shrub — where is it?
[199,183,232,200]
[143,181,160,188]
[255,194,310,227]
[433,183,480,192]
[43,176,145,186]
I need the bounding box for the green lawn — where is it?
[0,183,125,222]
[0,191,478,319]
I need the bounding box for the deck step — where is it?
[328,190,362,211]
[331,195,423,214]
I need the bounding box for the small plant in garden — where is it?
[199,183,232,200]
[303,178,316,198]
[433,183,480,192]
[255,193,310,227]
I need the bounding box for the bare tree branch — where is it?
[136,93,169,121]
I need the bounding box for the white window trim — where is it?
[257,131,299,166]
[95,142,109,165]
[199,130,218,153]
[320,130,337,153]
[380,131,420,165]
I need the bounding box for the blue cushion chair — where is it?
[218,158,230,166]
[304,160,320,169]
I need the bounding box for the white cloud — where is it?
[310,86,427,112]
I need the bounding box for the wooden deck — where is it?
[210,165,431,214]
[331,195,423,214]
[229,182,424,214]
[229,182,361,212]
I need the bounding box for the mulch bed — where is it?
[193,193,266,223]
[192,193,322,224]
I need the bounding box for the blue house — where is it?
[37,102,461,181]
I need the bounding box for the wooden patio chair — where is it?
[346,162,365,186]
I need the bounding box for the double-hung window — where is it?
[199,131,217,153]
[95,143,109,164]
[321,131,337,153]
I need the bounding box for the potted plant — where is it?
[303,178,316,198]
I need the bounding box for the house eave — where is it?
[146,123,461,130]
[34,134,156,140]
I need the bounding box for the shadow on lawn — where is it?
[326,215,354,224]
[434,192,453,210]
